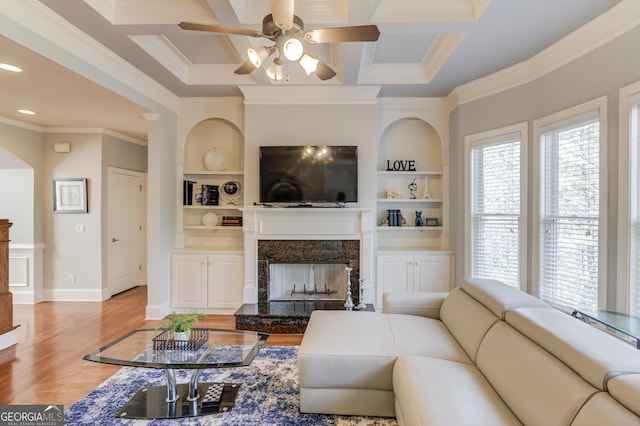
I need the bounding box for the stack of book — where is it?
[222,216,243,226]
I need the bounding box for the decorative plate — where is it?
[203,147,229,171]
[201,212,219,226]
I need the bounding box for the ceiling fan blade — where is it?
[269,0,295,29]
[179,22,268,39]
[234,60,257,75]
[314,59,337,81]
[304,25,380,43]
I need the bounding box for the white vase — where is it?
[173,330,190,341]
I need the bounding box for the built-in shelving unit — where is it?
[376,116,448,251]
[181,118,244,250]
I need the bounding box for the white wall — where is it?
[43,133,104,299]
[243,101,378,208]
[0,168,33,243]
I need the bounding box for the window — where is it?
[465,123,527,289]
[619,83,640,315]
[630,97,640,314]
[535,99,606,311]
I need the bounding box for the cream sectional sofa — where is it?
[297,278,640,425]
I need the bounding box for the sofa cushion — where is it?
[382,291,447,318]
[387,313,472,364]
[440,287,500,362]
[607,374,640,417]
[393,355,522,426]
[506,307,640,390]
[476,321,598,425]
[460,278,548,319]
[298,310,397,390]
[571,392,640,425]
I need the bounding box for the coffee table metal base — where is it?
[115,382,240,419]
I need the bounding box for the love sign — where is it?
[386,160,416,172]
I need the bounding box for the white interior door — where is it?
[108,167,146,296]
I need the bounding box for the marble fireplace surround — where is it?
[258,240,359,303]
[240,207,375,306]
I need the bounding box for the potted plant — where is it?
[156,311,203,340]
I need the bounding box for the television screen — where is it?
[259,146,358,204]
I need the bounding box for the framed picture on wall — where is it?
[53,178,88,213]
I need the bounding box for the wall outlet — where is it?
[69,274,76,284]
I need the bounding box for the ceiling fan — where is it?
[179,0,380,81]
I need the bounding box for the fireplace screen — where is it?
[269,262,348,301]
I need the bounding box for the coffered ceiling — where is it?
[0,0,628,140]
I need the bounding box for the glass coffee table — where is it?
[83,328,269,419]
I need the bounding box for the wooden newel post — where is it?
[0,219,18,337]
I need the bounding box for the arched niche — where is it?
[184,118,244,171]
[378,118,442,171]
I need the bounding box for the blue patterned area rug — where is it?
[65,346,398,425]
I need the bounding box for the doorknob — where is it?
[112,238,120,242]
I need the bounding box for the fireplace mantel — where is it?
[240,207,375,304]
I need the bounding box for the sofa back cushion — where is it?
[607,374,640,418]
[571,392,640,425]
[506,307,640,391]
[460,278,548,319]
[476,321,597,425]
[440,287,499,362]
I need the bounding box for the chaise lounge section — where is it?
[297,278,640,424]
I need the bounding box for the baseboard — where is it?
[42,288,107,302]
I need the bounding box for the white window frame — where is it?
[617,80,640,312]
[464,122,528,291]
[531,96,608,307]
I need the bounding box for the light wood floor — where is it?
[0,286,302,408]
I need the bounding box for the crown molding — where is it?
[44,127,146,145]
[239,86,382,105]
[177,97,245,110]
[0,116,44,133]
[378,97,451,112]
[449,0,640,107]
[0,0,177,112]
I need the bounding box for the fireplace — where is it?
[269,262,349,301]
[235,207,375,333]
[257,240,360,305]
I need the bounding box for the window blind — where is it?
[471,141,520,288]
[540,118,599,310]
[629,100,640,314]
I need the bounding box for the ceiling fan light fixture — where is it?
[247,46,271,68]
[282,38,303,61]
[266,58,284,81]
[299,54,319,75]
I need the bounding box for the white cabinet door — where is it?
[377,252,453,307]
[377,255,412,306]
[207,254,243,309]
[171,254,208,309]
[414,254,451,292]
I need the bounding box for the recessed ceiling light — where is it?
[0,63,23,72]
[18,109,35,115]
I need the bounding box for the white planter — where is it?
[173,330,190,341]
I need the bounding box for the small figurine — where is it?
[415,211,423,227]
[408,178,417,199]
[424,176,432,199]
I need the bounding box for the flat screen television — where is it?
[259,145,358,204]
